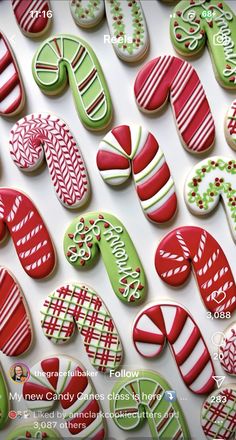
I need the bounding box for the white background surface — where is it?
[0,0,236,439]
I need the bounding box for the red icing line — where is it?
[112,125,132,155]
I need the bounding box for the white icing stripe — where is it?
[179,339,205,376]
[145,185,176,215]
[0,63,16,88]
[0,285,21,327]
[142,57,173,109]
[6,195,22,222]
[172,317,195,355]
[178,88,205,132]
[16,224,43,246]
[101,168,130,183]
[0,37,8,58]
[135,155,165,186]
[19,240,48,259]
[134,148,163,182]
[135,341,162,356]
[3,316,29,353]
[189,361,213,392]
[191,116,214,151]
[176,82,202,123]
[142,177,174,210]
[25,252,51,270]
[172,63,194,102]
[0,84,20,113]
[137,56,171,107]
[160,305,177,335]
[12,210,34,232]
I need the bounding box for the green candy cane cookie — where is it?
[110,370,190,439]
[6,424,62,439]
[32,34,112,131]
[170,0,236,89]
[0,364,9,430]
[64,212,146,305]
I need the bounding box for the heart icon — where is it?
[212,290,226,304]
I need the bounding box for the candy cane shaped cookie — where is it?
[6,424,62,440]
[0,267,32,356]
[185,157,236,241]
[97,125,177,223]
[155,226,236,314]
[10,113,90,209]
[11,0,52,37]
[225,100,236,150]
[32,34,112,131]
[0,188,55,278]
[110,370,190,439]
[0,32,25,116]
[105,0,149,63]
[219,322,236,376]
[134,55,215,154]
[201,384,236,439]
[64,211,146,305]
[41,282,123,373]
[70,0,105,28]
[23,355,105,437]
[133,302,215,394]
[0,365,9,430]
[170,1,236,90]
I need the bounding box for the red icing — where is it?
[111,125,132,155]
[147,193,177,223]
[133,132,159,174]
[67,399,100,435]
[96,150,129,170]
[0,188,55,279]
[61,366,88,409]
[137,162,170,200]
[11,0,50,35]
[41,358,59,390]
[23,382,54,400]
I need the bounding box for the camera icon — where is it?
[213,32,231,46]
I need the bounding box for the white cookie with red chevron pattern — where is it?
[219,322,236,376]
[10,113,90,209]
[225,100,236,151]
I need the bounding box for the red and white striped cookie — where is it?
[97,124,177,223]
[0,267,32,356]
[134,55,215,154]
[133,301,215,394]
[225,99,236,151]
[10,113,90,209]
[219,323,236,376]
[0,188,56,279]
[23,355,105,438]
[0,32,25,116]
[11,0,52,37]
[155,226,236,314]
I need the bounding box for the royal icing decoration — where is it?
[64,212,146,305]
[201,385,236,439]
[41,282,123,373]
[105,0,149,62]
[32,35,112,131]
[0,267,32,356]
[10,113,90,209]
[110,370,190,438]
[0,188,55,279]
[133,302,215,394]
[70,0,104,28]
[185,157,236,241]
[170,0,236,90]
[11,0,52,37]
[225,100,236,150]
[6,424,62,440]
[134,55,215,154]
[0,32,25,116]
[23,356,105,437]
[219,323,236,376]
[97,124,177,223]
[0,365,9,430]
[155,226,236,314]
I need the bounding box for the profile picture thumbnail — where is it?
[9,363,30,384]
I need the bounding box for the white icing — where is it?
[173,317,195,355]
[179,339,205,376]
[136,314,161,335]
[0,37,7,58]
[161,305,177,335]
[135,341,163,357]
[0,63,15,88]
[190,361,213,392]
[0,84,20,112]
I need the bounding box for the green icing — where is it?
[170,0,236,89]
[110,370,190,439]
[63,211,146,305]
[0,366,8,430]
[70,0,103,23]
[32,35,112,130]
[6,424,62,439]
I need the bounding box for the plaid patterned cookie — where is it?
[201,385,236,439]
[41,283,123,373]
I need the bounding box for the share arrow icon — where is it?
[212,376,225,389]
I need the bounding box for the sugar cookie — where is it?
[225,100,236,150]
[185,156,236,241]
[11,0,52,37]
[134,55,215,154]
[105,0,149,62]
[32,34,112,131]
[64,211,146,305]
[155,226,236,314]
[10,113,90,209]
[0,188,56,279]
[110,370,190,439]
[0,266,32,356]
[201,384,236,439]
[70,0,104,28]
[219,322,236,376]
[41,282,123,373]
[170,0,236,90]
[23,355,105,437]
[0,32,25,116]
[0,365,9,430]
[6,424,62,440]
[97,124,177,223]
[133,302,215,394]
